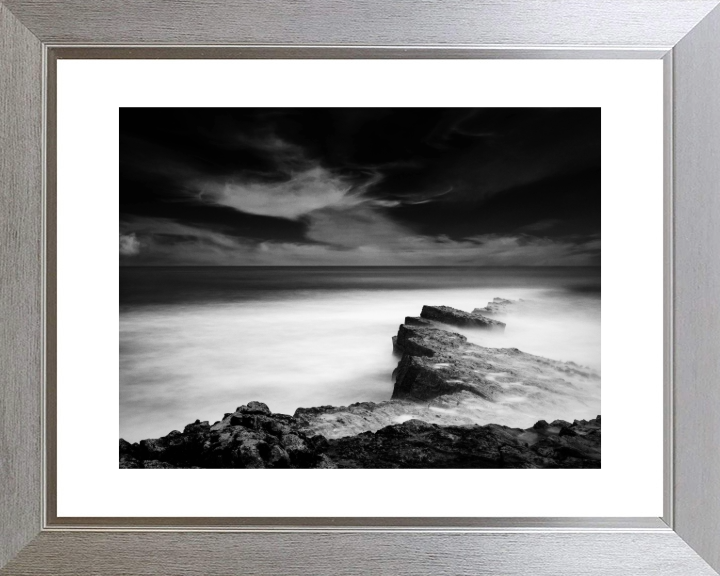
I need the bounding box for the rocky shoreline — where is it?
[120,301,601,469]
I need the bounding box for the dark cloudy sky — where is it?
[120,108,600,266]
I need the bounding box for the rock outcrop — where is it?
[120,403,600,469]
[120,401,336,469]
[120,299,600,469]
[391,323,598,402]
[420,305,505,330]
[473,297,519,316]
[326,415,600,469]
[300,317,599,440]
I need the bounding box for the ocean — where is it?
[120,266,601,442]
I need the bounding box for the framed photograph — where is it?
[2,1,719,574]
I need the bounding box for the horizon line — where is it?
[119,264,602,268]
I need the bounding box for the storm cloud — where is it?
[120,108,600,266]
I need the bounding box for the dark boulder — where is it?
[237,401,271,416]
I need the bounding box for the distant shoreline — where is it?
[120,264,602,269]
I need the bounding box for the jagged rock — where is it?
[184,420,210,434]
[473,297,519,316]
[268,445,291,468]
[237,401,271,415]
[120,400,601,469]
[393,323,466,357]
[119,438,140,468]
[420,305,505,330]
[393,353,492,400]
[559,426,577,437]
[325,416,600,469]
[120,402,333,469]
[391,323,598,403]
[138,438,168,460]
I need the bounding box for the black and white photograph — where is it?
[119,107,601,469]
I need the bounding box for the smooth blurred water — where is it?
[120,267,600,442]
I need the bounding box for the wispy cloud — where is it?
[189,123,391,221]
[197,166,374,220]
[119,233,141,256]
[120,111,599,267]
[120,215,599,267]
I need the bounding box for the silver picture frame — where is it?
[1,1,719,574]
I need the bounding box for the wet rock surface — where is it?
[298,317,599,440]
[121,299,600,469]
[391,323,598,403]
[420,305,505,330]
